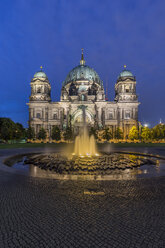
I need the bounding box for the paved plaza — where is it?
[0,147,165,248]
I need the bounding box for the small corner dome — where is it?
[118,69,134,79]
[34,71,47,79]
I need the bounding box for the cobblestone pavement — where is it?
[0,147,165,247]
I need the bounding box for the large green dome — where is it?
[63,64,103,87]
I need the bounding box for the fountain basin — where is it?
[3,151,165,180]
[23,152,156,175]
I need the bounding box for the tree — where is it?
[114,128,123,139]
[89,127,98,139]
[51,126,61,141]
[162,125,165,139]
[141,127,151,142]
[129,126,139,140]
[63,127,73,142]
[13,123,26,139]
[37,128,47,140]
[0,118,26,141]
[102,128,112,141]
[152,124,165,140]
[0,118,16,141]
[26,126,35,139]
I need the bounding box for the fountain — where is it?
[19,105,157,177]
[73,105,98,156]
[8,106,158,179]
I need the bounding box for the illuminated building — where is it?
[27,50,140,138]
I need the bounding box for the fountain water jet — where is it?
[73,105,98,156]
[74,127,97,156]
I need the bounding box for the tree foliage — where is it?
[114,128,123,139]
[129,126,139,140]
[141,127,152,141]
[63,127,73,141]
[14,123,26,139]
[0,118,25,141]
[102,128,112,141]
[37,128,47,140]
[51,126,61,141]
[26,126,35,139]
[151,124,165,140]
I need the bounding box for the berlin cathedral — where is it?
[27,50,140,138]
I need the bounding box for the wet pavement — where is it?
[0,146,165,247]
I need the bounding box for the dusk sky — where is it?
[0,0,165,127]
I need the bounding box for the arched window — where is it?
[53,114,57,120]
[37,87,41,93]
[125,85,130,93]
[125,111,131,119]
[36,113,41,118]
[81,94,85,101]
[109,112,113,119]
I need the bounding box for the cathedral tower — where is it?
[115,65,137,103]
[28,67,51,135]
[30,66,51,102]
[115,66,139,138]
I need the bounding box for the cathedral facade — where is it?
[27,51,140,138]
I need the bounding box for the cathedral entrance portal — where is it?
[72,110,93,135]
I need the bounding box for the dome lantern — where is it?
[80,48,85,65]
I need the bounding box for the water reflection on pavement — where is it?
[0,146,165,247]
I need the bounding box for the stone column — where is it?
[42,109,44,120]
[97,108,102,128]
[29,108,31,121]
[120,109,123,120]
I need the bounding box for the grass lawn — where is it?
[101,143,165,147]
[0,142,165,149]
[0,142,67,149]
